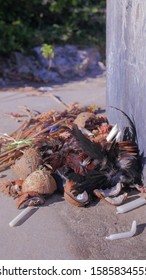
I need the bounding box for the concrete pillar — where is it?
[106,0,146,180]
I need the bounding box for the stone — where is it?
[32,47,52,69]
[46,71,62,82]
[33,68,50,83]
[13,52,25,67]
[98,61,106,71]
[38,86,53,92]
[0,78,6,87]
[53,45,101,78]
[32,68,61,83]
[0,44,104,84]
[19,65,31,78]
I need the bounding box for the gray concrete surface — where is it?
[0,77,146,260]
[106,0,146,181]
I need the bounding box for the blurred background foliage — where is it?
[0,0,106,55]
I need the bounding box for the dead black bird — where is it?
[64,109,143,196]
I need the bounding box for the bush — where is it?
[0,0,106,55]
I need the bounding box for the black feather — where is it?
[119,155,143,185]
[71,124,104,161]
[63,115,143,196]
[110,106,137,143]
[64,167,86,183]
[71,171,109,195]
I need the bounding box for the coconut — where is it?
[104,193,128,205]
[0,179,13,196]
[73,112,95,128]
[22,169,57,195]
[64,180,89,207]
[12,148,42,180]
[93,184,128,206]
[93,183,122,198]
[16,192,45,208]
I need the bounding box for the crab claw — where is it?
[16,192,45,209]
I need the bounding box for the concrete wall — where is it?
[106,0,146,180]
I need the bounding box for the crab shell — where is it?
[22,169,57,195]
[12,148,42,180]
[64,180,89,207]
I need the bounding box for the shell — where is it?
[12,148,42,180]
[93,184,127,205]
[93,183,122,198]
[93,189,128,206]
[22,169,57,195]
[104,193,128,206]
[16,192,45,208]
[64,180,89,207]
[73,112,95,128]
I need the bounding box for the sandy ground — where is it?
[0,76,146,260]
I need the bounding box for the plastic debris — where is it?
[106,220,137,240]
[116,197,146,214]
[9,206,37,227]
[106,124,119,142]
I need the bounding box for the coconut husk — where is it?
[0,179,13,196]
[73,112,95,128]
[0,179,24,197]
[16,192,45,208]
[12,148,42,180]
[22,169,57,195]
[64,180,89,207]
[93,183,127,206]
[0,104,103,172]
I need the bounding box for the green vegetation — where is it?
[41,43,54,68]
[0,0,106,55]
[41,44,54,60]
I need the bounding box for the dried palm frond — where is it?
[0,103,108,172]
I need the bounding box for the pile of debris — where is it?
[0,103,144,209]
